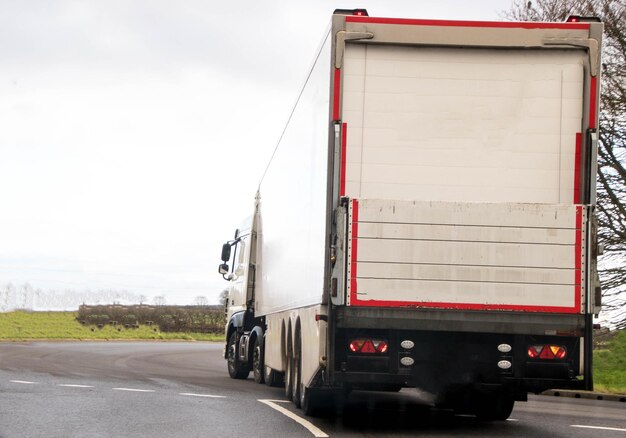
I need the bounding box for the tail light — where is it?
[566,15,601,22]
[527,345,567,360]
[333,8,369,17]
[349,338,388,354]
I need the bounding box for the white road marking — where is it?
[9,380,38,384]
[572,425,626,432]
[258,399,329,438]
[112,387,155,393]
[506,418,519,422]
[57,384,94,388]
[179,392,226,398]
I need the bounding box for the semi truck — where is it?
[218,9,603,419]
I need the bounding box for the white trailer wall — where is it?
[255,33,331,316]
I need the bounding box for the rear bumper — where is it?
[329,321,587,395]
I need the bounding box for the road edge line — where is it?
[571,425,626,432]
[112,388,155,393]
[179,392,227,398]
[258,399,329,438]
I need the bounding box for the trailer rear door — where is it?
[335,19,599,313]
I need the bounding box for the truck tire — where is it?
[227,332,250,380]
[284,353,293,400]
[301,386,322,416]
[252,336,264,384]
[475,393,515,421]
[264,365,283,387]
[292,352,302,408]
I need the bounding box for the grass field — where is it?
[594,329,626,394]
[0,311,224,341]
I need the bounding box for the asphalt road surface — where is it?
[0,342,624,438]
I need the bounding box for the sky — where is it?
[0,0,508,307]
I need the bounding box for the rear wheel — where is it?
[292,351,302,408]
[252,336,265,383]
[264,365,283,387]
[252,336,264,384]
[227,332,250,380]
[284,350,293,399]
[301,385,324,416]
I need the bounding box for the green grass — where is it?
[0,311,224,342]
[594,329,626,394]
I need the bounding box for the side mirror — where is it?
[219,263,229,275]
[221,243,231,262]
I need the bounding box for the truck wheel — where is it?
[264,365,283,387]
[252,336,264,384]
[292,352,302,408]
[475,393,515,421]
[227,332,250,380]
[301,386,321,416]
[284,353,293,400]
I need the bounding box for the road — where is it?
[0,342,624,437]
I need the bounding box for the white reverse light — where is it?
[497,360,512,370]
[498,344,512,353]
[400,340,415,349]
[400,356,415,366]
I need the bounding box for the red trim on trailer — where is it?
[574,132,582,204]
[350,199,359,305]
[589,76,598,129]
[340,123,348,196]
[574,206,583,312]
[345,16,590,30]
[333,68,341,121]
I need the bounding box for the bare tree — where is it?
[504,0,626,328]
[152,295,166,306]
[193,295,209,307]
[138,295,147,305]
[0,283,15,311]
[19,283,34,310]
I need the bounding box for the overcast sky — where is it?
[0,1,508,306]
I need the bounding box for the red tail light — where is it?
[566,15,601,22]
[333,8,369,17]
[349,338,388,354]
[349,339,365,352]
[527,345,567,360]
[361,340,376,353]
[373,340,388,353]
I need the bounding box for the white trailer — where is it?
[218,10,603,419]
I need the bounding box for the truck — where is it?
[218,9,603,420]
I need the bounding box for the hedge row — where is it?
[77,304,225,333]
